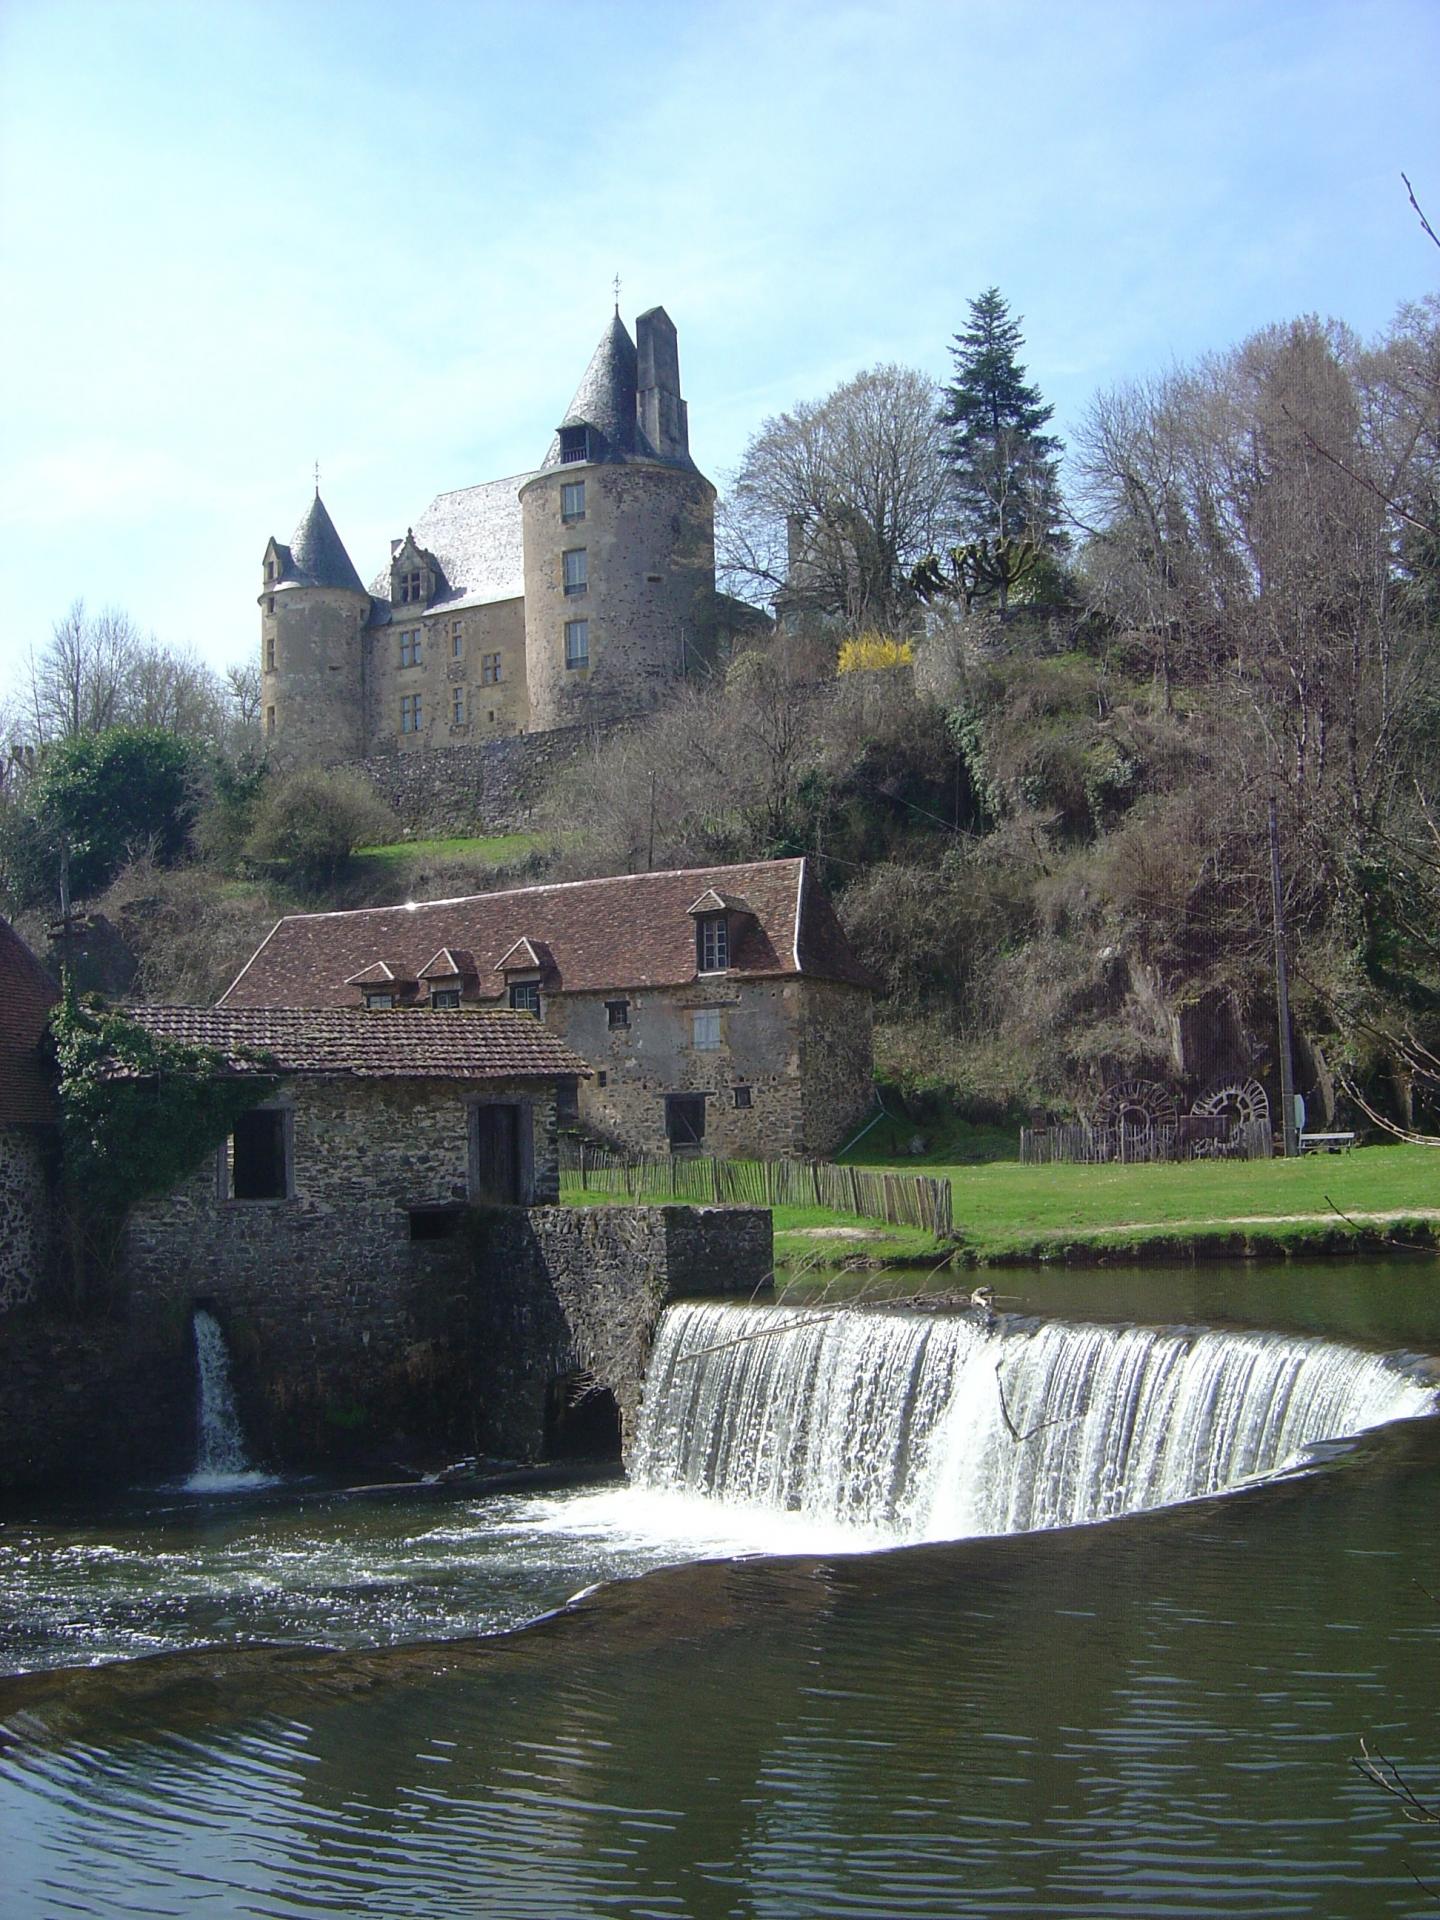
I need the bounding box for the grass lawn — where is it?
[939,1144,1439,1259]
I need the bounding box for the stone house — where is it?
[0,916,59,1313]
[261,304,758,770]
[219,857,877,1159]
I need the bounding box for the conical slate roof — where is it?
[286,492,365,592]
[542,314,645,467]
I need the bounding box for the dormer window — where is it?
[697,914,728,973]
[399,569,424,605]
[430,987,462,1010]
[559,426,590,464]
[364,992,395,1011]
[264,558,276,583]
[509,980,541,1016]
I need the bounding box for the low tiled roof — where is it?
[0,918,59,1124]
[220,859,875,1009]
[112,1006,589,1082]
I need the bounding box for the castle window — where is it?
[452,621,463,657]
[400,569,424,605]
[692,1008,721,1051]
[430,986,462,1010]
[597,1070,608,1088]
[697,914,729,973]
[565,619,589,669]
[401,692,422,733]
[606,998,629,1029]
[733,1085,753,1109]
[509,980,541,1017]
[264,559,275,583]
[452,689,466,726]
[559,426,590,464]
[264,634,276,671]
[482,652,502,685]
[266,706,276,736]
[266,595,275,615]
[561,481,586,523]
[400,628,421,668]
[563,548,588,596]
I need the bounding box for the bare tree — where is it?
[25,599,143,742]
[719,364,954,634]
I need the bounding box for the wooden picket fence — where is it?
[558,1138,954,1236]
[1019,1118,1273,1165]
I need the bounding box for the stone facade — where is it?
[119,1075,558,1461]
[550,976,875,1160]
[0,1127,54,1314]
[262,305,738,774]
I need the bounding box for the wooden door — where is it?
[472,1104,521,1204]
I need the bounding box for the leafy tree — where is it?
[31,726,198,901]
[941,289,1068,574]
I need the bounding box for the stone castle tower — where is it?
[259,306,719,764]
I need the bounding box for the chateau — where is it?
[260,305,731,764]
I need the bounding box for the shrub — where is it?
[243,768,397,887]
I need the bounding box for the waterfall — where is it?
[187,1309,263,1491]
[631,1302,1438,1542]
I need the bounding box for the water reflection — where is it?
[4,1423,1440,1917]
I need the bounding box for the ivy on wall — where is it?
[50,998,281,1292]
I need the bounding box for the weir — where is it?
[630,1302,1438,1540]
[187,1308,260,1491]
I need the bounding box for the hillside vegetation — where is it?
[2,295,1436,1141]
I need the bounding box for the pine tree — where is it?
[942,289,1068,558]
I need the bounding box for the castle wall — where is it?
[521,462,717,732]
[341,723,611,837]
[365,596,529,755]
[261,585,370,766]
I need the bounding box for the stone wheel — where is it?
[1191,1079,1270,1129]
[1092,1079,1178,1131]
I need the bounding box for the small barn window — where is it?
[692,1008,721,1051]
[733,1085,753,1109]
[606,999,630,1029]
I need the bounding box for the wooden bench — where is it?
[1299,1132,1356,1153]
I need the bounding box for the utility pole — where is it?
[1268,795,1299,1156]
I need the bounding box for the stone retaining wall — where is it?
[342,723,619,837]
[465,1205,772,1458]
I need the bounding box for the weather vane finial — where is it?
[314,458,321,495]
[613,271,621,314]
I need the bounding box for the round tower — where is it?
[521,307,717,733]
[259,492,371,766]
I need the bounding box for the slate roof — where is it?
[275,493,366,594]
[220,859,875,1010]
[0,918,59,1124]
[112,1005,589,1081]
[368,472,532,615]
[540,313,644,468]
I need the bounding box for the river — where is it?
[2,1256,1438,1917]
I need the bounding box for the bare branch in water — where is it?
[994,1362,1088,1444]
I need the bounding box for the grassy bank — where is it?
[561,1143,1438,1269]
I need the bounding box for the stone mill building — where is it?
[260,305,732,765]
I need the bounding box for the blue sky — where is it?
[1,0,1436,702]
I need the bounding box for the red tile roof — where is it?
[111,1005,589,1081]
[0,917,59,1124]
[220,858,874,1010]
